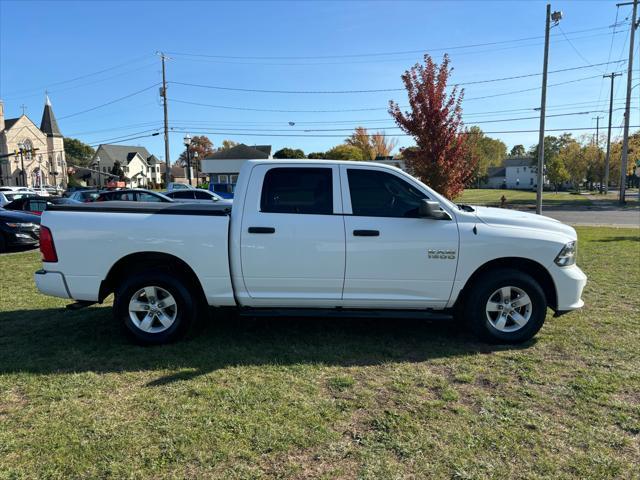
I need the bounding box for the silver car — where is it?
[162,189,232,205]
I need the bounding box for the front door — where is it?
[340,165,459,309]
[240,164,345,305]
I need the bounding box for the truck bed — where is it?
[48,201,231,216]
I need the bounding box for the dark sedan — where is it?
[3,196,80,215]
[95,189,172,202]
[0,209,41,253]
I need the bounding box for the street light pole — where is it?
[535,5,559,215]
[183,134,192,186]
[17,142,26,187]
[96,155,101,188]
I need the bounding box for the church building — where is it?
[0,96,68,187]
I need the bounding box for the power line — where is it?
[58,84,160,120]
[1,55,152,98]
[168,63,623,95]
[168,125,640,138]
[164,25,615,61]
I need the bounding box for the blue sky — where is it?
[1,0,638,162]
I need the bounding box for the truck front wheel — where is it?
[113,270,198,345]
[465,268,547,344]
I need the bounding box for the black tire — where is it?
[464,268,547,344]
[113,269,199,345]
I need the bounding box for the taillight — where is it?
[40,226,58,262]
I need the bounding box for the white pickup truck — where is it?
[35,160,586,345]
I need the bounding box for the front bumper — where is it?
[34,270,71,299]
[549,264,587,312]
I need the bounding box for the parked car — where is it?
[0,186,35,193]
[95,189,173,202]
[0,190,36,207]
[167,182,195,191]
[42,185,64,196]
[63,186,94,198]
[3,196,80,215]
[35,160,586,346]
[0,209,40,253]
[67,190,100,203]
[162,189,231,204]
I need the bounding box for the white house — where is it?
[200,144,272,187]
[504,157,539,189]
[90,144,162,188]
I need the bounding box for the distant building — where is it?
[200,144,272,186]
[0,96,68,187]
[485,166,506,188]
[481,157,544,190]
[90,144,162,187]
[504,157,538,189]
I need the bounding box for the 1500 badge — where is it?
[428,249,456,259]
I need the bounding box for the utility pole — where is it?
[535,5,562,215]
[592,115,604,192]
[618,0,638,204]
[603,72,621,194]
[159,52,171,188]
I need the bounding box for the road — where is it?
[539,206,639,227]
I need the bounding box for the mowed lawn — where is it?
[0,227,639,479]
[456,188,640,208]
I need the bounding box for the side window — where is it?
[261,167,333,215]
[347,169,427,218]
[138,192,163,202]
[173,191,195,199]
[194,191,212,200]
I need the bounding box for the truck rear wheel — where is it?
[113,269,198,345]
[465,268,547,344]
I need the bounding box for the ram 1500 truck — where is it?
[35,160,586,345]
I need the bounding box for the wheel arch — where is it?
[99,251,207,305]
[455,257,557,311]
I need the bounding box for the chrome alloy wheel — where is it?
[128,286,178,333]
[485,286,532,333]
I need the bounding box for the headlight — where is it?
[5,222,36,228]
[555,241,577,267]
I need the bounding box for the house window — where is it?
[218,175,229,184]
[230,175,239,183]
[517,168,519,173]
[530,178,533,185]
[523,167,527,172]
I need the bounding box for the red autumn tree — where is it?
[389,54,476,199]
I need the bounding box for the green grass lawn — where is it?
[1,227,639,479]
[457,188,639,208]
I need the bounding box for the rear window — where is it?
[172,191,195,199]
[260,167,333,215]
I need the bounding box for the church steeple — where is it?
[40,94,62,138]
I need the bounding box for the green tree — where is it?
[325,144,365,161]
[110,161,125,181]
[465,127,506,185]
[346,127,375,160]
[63,137,95,167]
[273,147,305,159]
[558,141,586,190]
[546,155,570,192]
[307,152,326,159]
[528,134,574,165]
[509,144,526,157]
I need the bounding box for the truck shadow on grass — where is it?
[0,306,533,384]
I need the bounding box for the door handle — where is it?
[353,229,379,237]
[248,227,275,234]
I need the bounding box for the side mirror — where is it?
[419,199,451,220]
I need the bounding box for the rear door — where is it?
[240,164,345,305]
[340,165,459,309]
